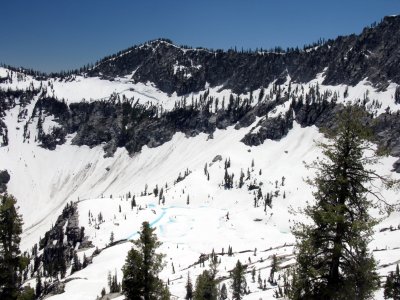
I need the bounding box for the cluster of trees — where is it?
[119,222,251,300]
[223,158,234,189]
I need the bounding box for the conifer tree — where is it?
[269,254,279,283]
[194,270,218,300]
[35,272,42,298]
[17,286,35,300]
[122,221,169,300]
[71,252,82,274]
[290,106,395,300]
[231,260,247,300]
[384,264,400,299]
[185,272,193,300]
[194,255,219,300]
[110,231,114,244]
[219,283,227,300]
[0,194,24,300]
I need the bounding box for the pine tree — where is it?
[110,231,114,244]
[219,283,227,300]
[194,270,218,300]
[17,286,35,300]
[71,251,82,274]
[384,264,400,299]
[231,260,247,300]
[395,86,400,105]
[269,254,279,283]
[0,194,24,300]
[239,170,245,188]
[109,270,121,293]
[131,196,136,209]
[185,272,193,300]
[82,253,89,268]
[122,221,169,300]
[194,254,219,300]
[290,106,393,300]
[35,272,42,298]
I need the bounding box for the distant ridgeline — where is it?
[0,16,400,171]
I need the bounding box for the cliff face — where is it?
[88,16,400,95]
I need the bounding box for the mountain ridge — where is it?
[86,15,400,95]
[2,15,400,96]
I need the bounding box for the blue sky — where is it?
[2,0,400,72]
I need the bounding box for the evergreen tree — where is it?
[384,264,400,299]
[16,286,35,300]
[269,254,279,283]
[109,270,121,293]
[71,252,82,274]
[122,221,169,300]
[131,196,136,209]
[0,194,24,300]
[35,272,42,298]
[395,86,400,105]
[194,270,218,300]
[219,283,227,300]
[185,272,193,300]
[194,253,220,300]
[231,260,247,300]
[82,253,89,268]
[110,231,114,244]
[290,106,392,300]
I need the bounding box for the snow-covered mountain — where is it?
[1,15,400,300]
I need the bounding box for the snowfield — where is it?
[1,69,400,299]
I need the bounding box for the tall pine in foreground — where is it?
[122,221,170,300]
[0,194,24,300]
[289,105,394,300]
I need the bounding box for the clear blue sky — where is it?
[2,0,400,72]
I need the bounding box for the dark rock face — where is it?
[0,170,10,193]
[30,96,254,156]
[88,16,400,95]
[370,111,400,172]
[241,109,294,146]
[36,202,85,278]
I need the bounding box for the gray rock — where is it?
[392,158,400,173]
[212,155,222,163]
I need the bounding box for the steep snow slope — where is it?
[1,67,400,299]
[8,121,399,300]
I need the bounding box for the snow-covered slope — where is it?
[1,65,400,299]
